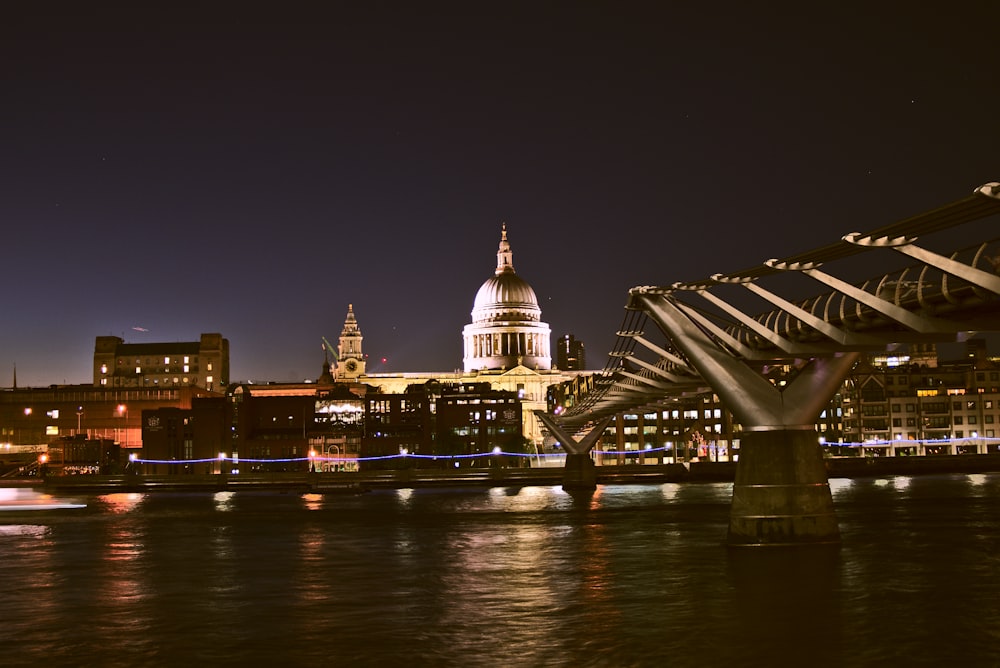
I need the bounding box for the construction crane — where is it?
[321,336,339,363]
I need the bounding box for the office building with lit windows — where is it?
[362,381,523,469]
[0,384,220,473]
[93,333,229,392]
[556,334,586,371]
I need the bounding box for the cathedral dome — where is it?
[462,224,551,372]
[472,271,541,322]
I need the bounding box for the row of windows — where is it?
[101,360,214,373]
[622,409,724,421]
[99,375,214,386]
[883,372,1000,385]
[855,400,996,413]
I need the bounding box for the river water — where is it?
[1,473,999,667]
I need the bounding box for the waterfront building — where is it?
[0,384,219,472]
[93,332,229,392]
[228,380,366,473]
[842,339,1000,455]
[361,381,524,470]
[141,380,367,474]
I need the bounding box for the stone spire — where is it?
[495,223,514,275]
[341,303,360,336]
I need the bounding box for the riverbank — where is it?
[11,453,1000,494]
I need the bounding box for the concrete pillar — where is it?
[562,453,597,491]
[728,429,839,546]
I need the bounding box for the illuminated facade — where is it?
[93,333,229,392]
[0,384,218,468]
[334,304,366,381]
[362,381,522,469]
[356,225,585,448]
[462,224,552,372]
[140,382,366,474]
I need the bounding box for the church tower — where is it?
[336,304,366,381]
[462,224,552,372]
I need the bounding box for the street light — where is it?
[76,406,83,436]
[116,404,127,447]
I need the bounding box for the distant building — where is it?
[357,225,588,449]
[556,334,586,371]
[0,384,220,462]
[334,305,366,381]
[93,333,229,392]
[141,381,367,474]
[362,381,523,469]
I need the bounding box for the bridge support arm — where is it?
[638,293,856,546]
[534,412,613,492]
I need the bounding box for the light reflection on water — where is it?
[0,474,998,667]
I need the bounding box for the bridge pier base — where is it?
[728,429,839,546]
[562,453,597,491]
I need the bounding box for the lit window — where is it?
[136,367,141,374]
[207,362,213,371]
[183,365,190,373]
[207,375,213,384]
[101,364,107,374]
[184,356,190,364]
[164,357,170,364]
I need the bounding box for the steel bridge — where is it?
[538,181,1000,546]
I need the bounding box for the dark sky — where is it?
[4,3,1000,386]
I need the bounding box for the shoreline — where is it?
[7,453,999,494]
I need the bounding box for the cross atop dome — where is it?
[495,222,515,275]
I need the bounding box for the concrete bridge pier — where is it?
[728,428,839,546]
[534,412,612,492]
[562,453,598,491]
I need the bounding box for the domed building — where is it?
[345,224,586,452]
[463,224,552,372]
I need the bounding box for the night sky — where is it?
[4,3,1000,387]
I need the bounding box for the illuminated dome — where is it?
[463,224,551,371]
[472,270,541,322]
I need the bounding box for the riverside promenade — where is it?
[20,454,1000,494]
